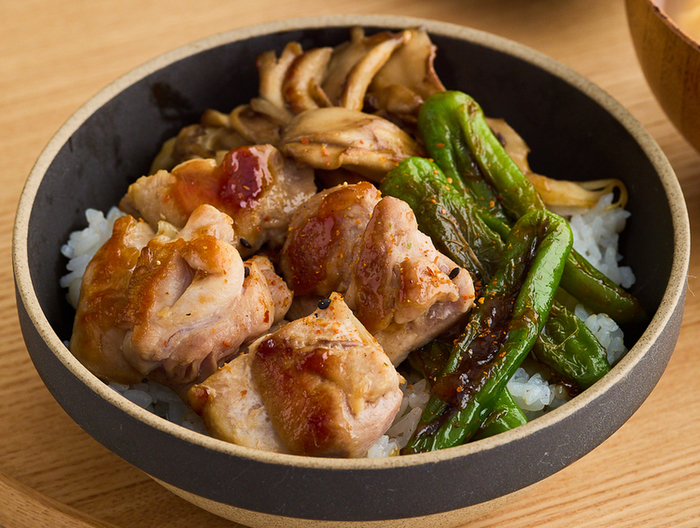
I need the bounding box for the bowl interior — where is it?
[654,0,700,44]
[15,16,688,523]
[30,24,670,345]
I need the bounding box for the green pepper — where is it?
[420,90,646,325]
[383,157,611,391]
[403,209,573,453]
[410,339,528,440]
[531,302,610,391]
[418,91,512,238]
[472,387,529,440]
[381,157,504,282]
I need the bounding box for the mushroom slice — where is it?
[279,107,422,181]
[367,27,446,123]
[487,117,628,212]
[339,29,410,111]
[283,46,334,114]
[228,104,281,145]
[149,113,249,174]
[364,84,424,125]
[323,27,403,105]
[369,27,445,101]
[254,41,303,123]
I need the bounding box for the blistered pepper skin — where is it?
[403,210,573,453]
[381,157,504,283]
[418,90,645,324]
[383,156,611,396]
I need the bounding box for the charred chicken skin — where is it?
[70,204,292,392]
[280,183,475,365]
[119,144,316,257]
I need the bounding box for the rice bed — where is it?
[61,193,630,456]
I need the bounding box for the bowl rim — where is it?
[12,14,691,473]
[645,0,700,49]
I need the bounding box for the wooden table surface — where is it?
[3,0,700,526]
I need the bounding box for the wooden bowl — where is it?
[13,14,691,528]
[626,0,700,152]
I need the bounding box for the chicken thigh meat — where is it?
[251,293,403,457]
[70,204,292,392]
[280,183,476,365]
[119,144,316,256]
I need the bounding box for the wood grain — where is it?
[2,0,700,527]
[0,472,120,528]
[626,0,700,154]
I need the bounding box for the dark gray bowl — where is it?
[12,15,690,527]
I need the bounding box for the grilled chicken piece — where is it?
[187,352,287,453]
[279,181,381,297]
[280,185,475,365]
[118,205,292,392]
[69,215,155,384]
[345,196,475,365]
[250,293,403,457]
[279,107,421,181]
[120,144,316,257]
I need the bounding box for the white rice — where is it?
[60,206,125,308]
[60,193,633,455]
[366,377,430,458]
[574,305,628,366]
[567,193,636,288]
[106,380,209,434]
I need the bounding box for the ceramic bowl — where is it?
[13,14,690,528]
[626,0,700,152]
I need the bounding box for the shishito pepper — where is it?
[418,90,646,325]
[471,387,529,440]
[410,339,528,439]
[418,90,512,239]
[531,302,611,391]
[382,158,610,392]
[402,209,573,453]
[380,156,504,283]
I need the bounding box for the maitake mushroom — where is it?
[149,26,445,180]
